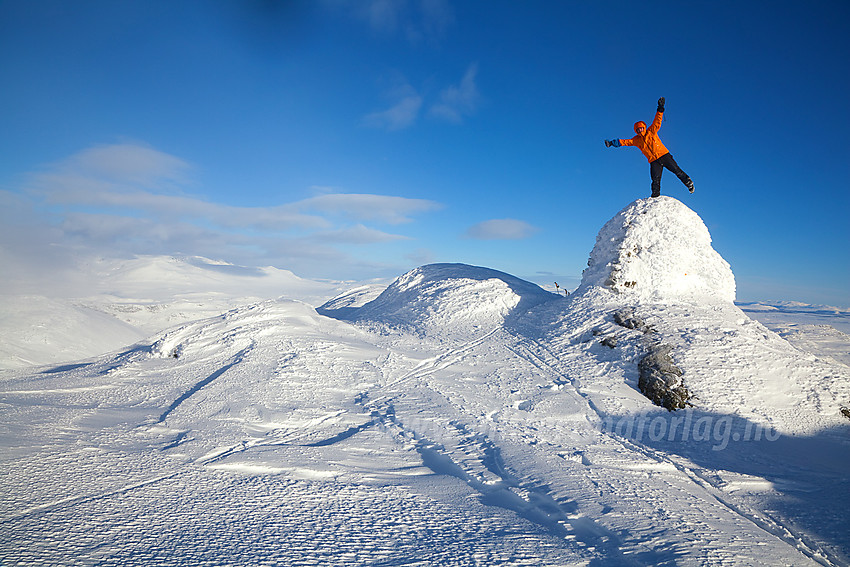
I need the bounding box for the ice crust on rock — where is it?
[346,263,555,334]
[579,196,735,304]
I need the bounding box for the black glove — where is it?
[605,139,620,147]
[657,97,665,112]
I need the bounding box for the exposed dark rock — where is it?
[841,407,850,421]
[610,308,688,409]
[638,344,693,411]
[613,307,654,334]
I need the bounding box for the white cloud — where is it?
[465,218,538,240]
[363,73,423,131]
[4,143,444,283]
[59,212,247,258]
[363,82,423,131]
[313,224,411,244]
[31,176,329,232]
[430,63,480,123]
[297,193,442,224]
[68,143,192,186]
[364,63,481,130]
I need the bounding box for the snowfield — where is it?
[1,197,848,566]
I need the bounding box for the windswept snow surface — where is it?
[2,198,849,566]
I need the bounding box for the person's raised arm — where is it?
[649,97,665,133]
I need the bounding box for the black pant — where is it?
[650,153,691,197]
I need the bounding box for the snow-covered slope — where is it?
[82,255,335,306]
[316,283,387,315]
[0,255,350,369]
[2,198,848,566]
[0,296,147,369]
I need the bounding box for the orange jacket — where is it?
[619,111,669,163]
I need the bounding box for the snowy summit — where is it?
[579,196,735,304]
[326,263,555,337]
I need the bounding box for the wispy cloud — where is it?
[312,224,412,244]
[67,143,192,186]
[430,63,480,123]
[362,82,423,131]
[297,193,441,224]
[26,144,443,230]
[5,143,443,281]
[464,218,538,240]
[30,177,330,233]
[350,0,455,44]
[364,63,480,130]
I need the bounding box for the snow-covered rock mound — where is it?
[339,263,555,335]
[579,196,735,304]
[536,197,850,427]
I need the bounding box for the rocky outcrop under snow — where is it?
[637,343,693,410]
[572,197,735,410]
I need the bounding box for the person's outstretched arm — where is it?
[649,97,665,133]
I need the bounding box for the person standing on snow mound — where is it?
[605,97,694,198]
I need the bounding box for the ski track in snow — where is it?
[508,331,817,562]
[2,201,850,566]
[514,332,842,566]
[348,330,632,562]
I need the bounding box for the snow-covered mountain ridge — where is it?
[2,197,848,565]
[322,263,556,340]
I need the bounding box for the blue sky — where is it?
[1,0,848,306]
